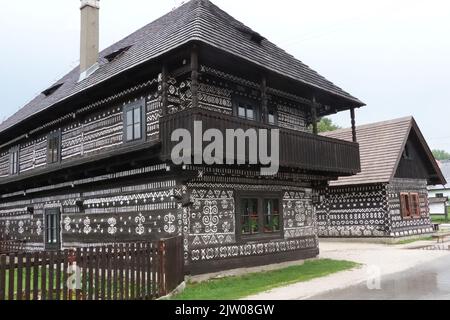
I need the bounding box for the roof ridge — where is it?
[322,116,413,136]
[195,0,359,102]
[328,115,446,187]
[0,0,363,138]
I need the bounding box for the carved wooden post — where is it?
[261,75,268,123]
[191,45,199,109]
[350,107,357,143]
[161,63,168,116]
[312,95,318,135]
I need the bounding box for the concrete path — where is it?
[312,254,450,300]
[244,240,450,300]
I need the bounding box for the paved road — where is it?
[245,242,450,300]
[310,254,450,300]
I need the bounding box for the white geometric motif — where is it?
[108,217,117,235]
[64,217,72,232]
[222,221,231,233]
[18,221,24,234]
[5,220,10,235]
[202,200,219,233]
[164,213,176,234]
[135,213,145,235]
[83,217,92,234]
[192,222,202,234]
[36,220,42,236]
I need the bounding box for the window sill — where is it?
[45,245,61,251]
[402,216,422,220]
[239,233,283,243]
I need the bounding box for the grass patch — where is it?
[3,268,140,300]
[392,236,434,245]
[431,215,450,224]
[3,267,65,300]
[173,259,359,300]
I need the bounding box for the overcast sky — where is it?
[0,0,449,150]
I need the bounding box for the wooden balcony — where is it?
[159,107,361,176]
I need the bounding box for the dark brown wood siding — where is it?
[395,132,433,181]
[160,107,360,175]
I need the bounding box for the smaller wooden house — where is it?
[428,160,450,217]
[317,117,446,238]
[428,196,448,217]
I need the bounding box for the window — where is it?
[238,103,255,121]
[268,109,277,125]
[9,148,19,175]
[400,193,411,218]
[400,192,421,219]
[410,193,421,217]
[104,46,132,62]
[238,193,282,239]
[263,199,280,233]
[47,131,61,164]
[234,95,257,121]
[42,83,63,97]
[44,208,61,250]
[241,198,259,235]
[124,100,145,142]
[402,143,413,160]
[236,26,265,45]
[436,193,444,198]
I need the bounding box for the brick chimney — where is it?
[79,0,100,79]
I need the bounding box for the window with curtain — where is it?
[238,193,282,239]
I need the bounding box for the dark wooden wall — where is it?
[317,183,389,237]
[395,132,434,182]
[387,178,434,237]
[317,179,434,238]
[0,58,333,274]
[181,165,320,274]
[0,164,179,250]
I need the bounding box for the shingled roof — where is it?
[322,117,446,186]
[429,160,450,190]
[0,0,363,135]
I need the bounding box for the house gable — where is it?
[395,130,436,182]
[322,116,446,187]
[393,119,446,186]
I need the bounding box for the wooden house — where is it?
[428,196,448,217]
[0,0,364,274]
[428,160,450,217]
[317,117,446,238]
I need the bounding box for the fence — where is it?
[0,236,184,300]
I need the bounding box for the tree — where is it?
[318,117,341,133]
[433,149,450,161]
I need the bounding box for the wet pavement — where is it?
[310,254,450,300]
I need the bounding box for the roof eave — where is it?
[200,40,365,107]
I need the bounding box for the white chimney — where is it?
[79,0,100,80]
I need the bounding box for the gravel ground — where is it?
[244,240,450,300]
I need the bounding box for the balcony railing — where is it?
[159,107,361,176]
